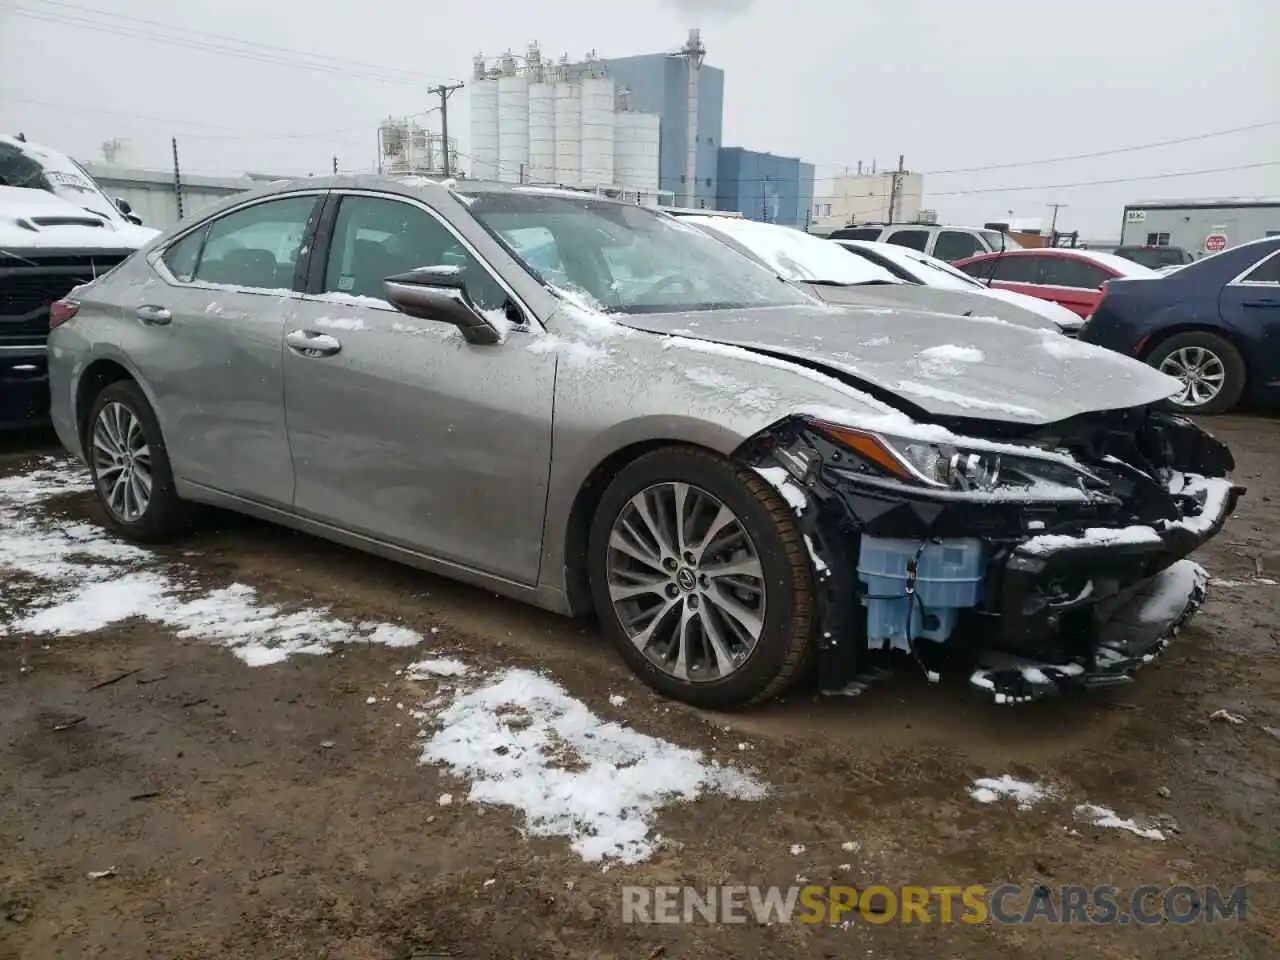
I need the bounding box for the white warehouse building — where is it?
[469,44,663,202]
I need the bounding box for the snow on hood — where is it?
[617,304,1182,425]
[978,287,1084,329]
[804,282,1061,333]
[0,185,157,251]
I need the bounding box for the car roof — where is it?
[956,245,1159,277]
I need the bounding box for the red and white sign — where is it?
[1205,232,1228,253]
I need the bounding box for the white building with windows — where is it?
[808,170,925,236]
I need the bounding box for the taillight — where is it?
[49,299,80,330]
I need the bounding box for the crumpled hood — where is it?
[0,185,158,251]
[616,303,1182,425]
[802,281,1061,332]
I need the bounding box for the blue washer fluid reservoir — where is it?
[856,536,987,651]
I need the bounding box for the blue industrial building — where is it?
[716,148,816,229]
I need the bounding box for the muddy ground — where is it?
[1,417,1277,959]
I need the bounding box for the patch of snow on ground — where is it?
[418,668,766,863]
[407,658,470,679]
[1073,803,1165,841]
[0,459,424,663]
[967,775,1056,810]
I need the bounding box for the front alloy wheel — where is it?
[1148,330,1246,416]
[92,400,153,522]
[588,446,815,710]
[607,481,765,683]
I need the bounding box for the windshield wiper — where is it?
[808,278,897,287]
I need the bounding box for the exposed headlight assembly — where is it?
[805,418,1106,501]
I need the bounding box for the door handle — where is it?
[285,329,342,357]
[1242,299,1280,309]
[135,304,171,325]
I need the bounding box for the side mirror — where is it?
[383,266,503,345]
[115,197,133,215]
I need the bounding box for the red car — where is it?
[953,248,1160,319]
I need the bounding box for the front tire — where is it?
[587,446,815,709]
[1148,331,1246,415]
[86,380,195,543]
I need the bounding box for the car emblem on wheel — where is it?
[675,567,697,592]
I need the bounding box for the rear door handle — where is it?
[135,304,171,325]
[286,329,342,357]
[1243,299,1280,309]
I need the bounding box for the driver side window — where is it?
[324,195,510,313]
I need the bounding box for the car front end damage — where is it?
[738,408,1242,704]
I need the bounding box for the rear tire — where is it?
[1147,331,1246,416]
[86,380,196,543]
[587,446,814,709]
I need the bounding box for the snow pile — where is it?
[414,667,767,863]
[0,459,424,665]
[1073,804,1166,841]
[967,775,1057,810]
[914,344,987,378]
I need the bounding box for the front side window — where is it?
[323,195,509,312]
[981,230,1022,251]
[932,230,985,262]
[193,196,320,290]
[885,229,930,252]
[462,191,814,314]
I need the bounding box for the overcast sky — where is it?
[2,0,1277,235]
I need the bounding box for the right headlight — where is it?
[805,418,1106,501]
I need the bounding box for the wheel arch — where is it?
[1137,322,1249,365]
[75,357,141,449]
[552,409,755,617]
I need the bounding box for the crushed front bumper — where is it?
[742,415,1243,704]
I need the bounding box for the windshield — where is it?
[981,230,1023,251]
[0,138,123,223]
[839,240,983,291]
[463,190,816,314]
[683,216,901,286]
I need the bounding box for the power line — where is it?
[5,96,438,143]
[924,161,1280,197]
[918,118,1280,176]
[9,4,461,86]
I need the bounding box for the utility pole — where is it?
[171,137,184,220]
[1048,202,1067,245]
[428,82,465,177]
[887,153,905,223]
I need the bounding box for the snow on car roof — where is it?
[682,215,901,286]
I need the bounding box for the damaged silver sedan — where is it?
[45,177,1241,709]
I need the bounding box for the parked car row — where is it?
[41,175,1241,712]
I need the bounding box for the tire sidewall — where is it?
[587,447,812,709]
[1149,331,1246,416]
[86,381,183,540]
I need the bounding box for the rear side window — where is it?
[1039,256,1111,289]
[933,230,985,262]
[988,256,1038,283]
[831,227,882,241]
[161,228,206,282]
[885,229,930,252]
[1243,251,1280,284]
[194,196,321,290]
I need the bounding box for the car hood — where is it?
[615,303,1181,426]
[0,185,158,251]
[801,281,1061,332]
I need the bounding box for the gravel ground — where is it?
[1,417,1277,959]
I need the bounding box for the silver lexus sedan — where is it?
[47,176,1242,709]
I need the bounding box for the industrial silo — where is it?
[496,57,529,184]
[469,56,500,182]
[614,111,661,194]
[579,75,616,188]
[528,80,556,185]
[553,82,581,186]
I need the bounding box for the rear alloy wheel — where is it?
[1149,331,1246,415]
[87,380,195,542]
[588,447,814,709]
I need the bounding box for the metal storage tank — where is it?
[553,83,582,186]
[527,81,556,186]
[579,76,616,188]
[496,74,529,183]
[614,112,660,193]
[469,78,500,181]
